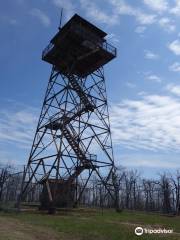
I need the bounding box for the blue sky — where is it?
[1,0,180,177]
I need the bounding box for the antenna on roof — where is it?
[58,8,63,30]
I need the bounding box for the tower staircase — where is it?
[45,74,96,183]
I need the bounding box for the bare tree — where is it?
[159,174,172,214]
[170,171,180,215]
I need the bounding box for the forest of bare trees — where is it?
[0,164,180,215]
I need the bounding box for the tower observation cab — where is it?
[42,14,116,77]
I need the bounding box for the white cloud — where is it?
[110,94,180,152]
[78,0,179,31]
[170,0,180,15]
[168,39,180,55]
[0,106,38,149]
[1,16,19,27]
[0,151,22,167]
[135,26,146,34]
[136,11,156,25]
[53,0,120,26]
[3,96,180,168]
[169,62,180,72]
[80,0,119,25]
[158,18,176,32]
[120,154,180,169]
[105,33,119,44]
[126,82,136,88]
[146,74,162,82]
[143,0,168,12]
[138,91,147,96]
[144,50,159,59]
[109,0,156,25]
[108,0,176,32]
[9,19,18,26]
[30,8,51,27]
[166,84,180,96]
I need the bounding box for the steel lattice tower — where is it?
[19,14,117,210]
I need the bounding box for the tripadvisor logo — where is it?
[135,227,143,236]
[135,227,173,236]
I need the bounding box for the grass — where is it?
[0,208,180,240]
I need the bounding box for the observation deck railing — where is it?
[42,26,117,60]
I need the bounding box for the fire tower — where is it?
[20,14,117,210]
